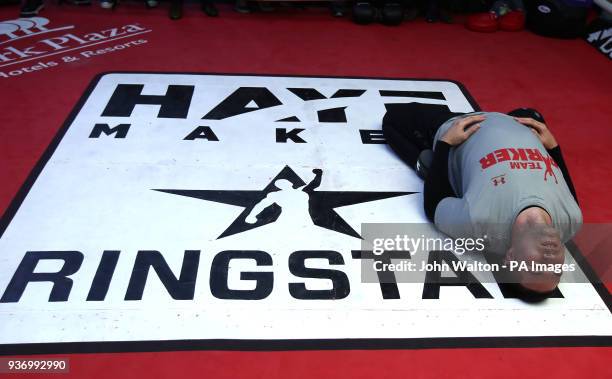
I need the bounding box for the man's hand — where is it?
[440,114,484,146]
[514,117,558,149]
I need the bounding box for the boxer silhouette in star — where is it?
[245,169,322,225]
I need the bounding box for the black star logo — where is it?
[155,166,414,239]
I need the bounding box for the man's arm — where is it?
[423,114,485,221]
[547,146,578,203]
[424,141,456,221]
[513,117,578,203]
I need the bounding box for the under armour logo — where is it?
[492,174,506,186]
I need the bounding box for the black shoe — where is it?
[145,0,159,8]
[100,0,116,9]
[202,2,218,16]
[169,0,182,19]
[330,2,345,17]
[415,149,433,180]
[425,3,438,22]
[234,0,250,13]
[20,0,44,16]
[381,3,403,26]
[258,1,275,12]
[352,2,375,25]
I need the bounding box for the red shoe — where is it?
[466,12,498,33]
[499,10,525,31]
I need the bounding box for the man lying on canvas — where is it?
[382,104,582,300]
